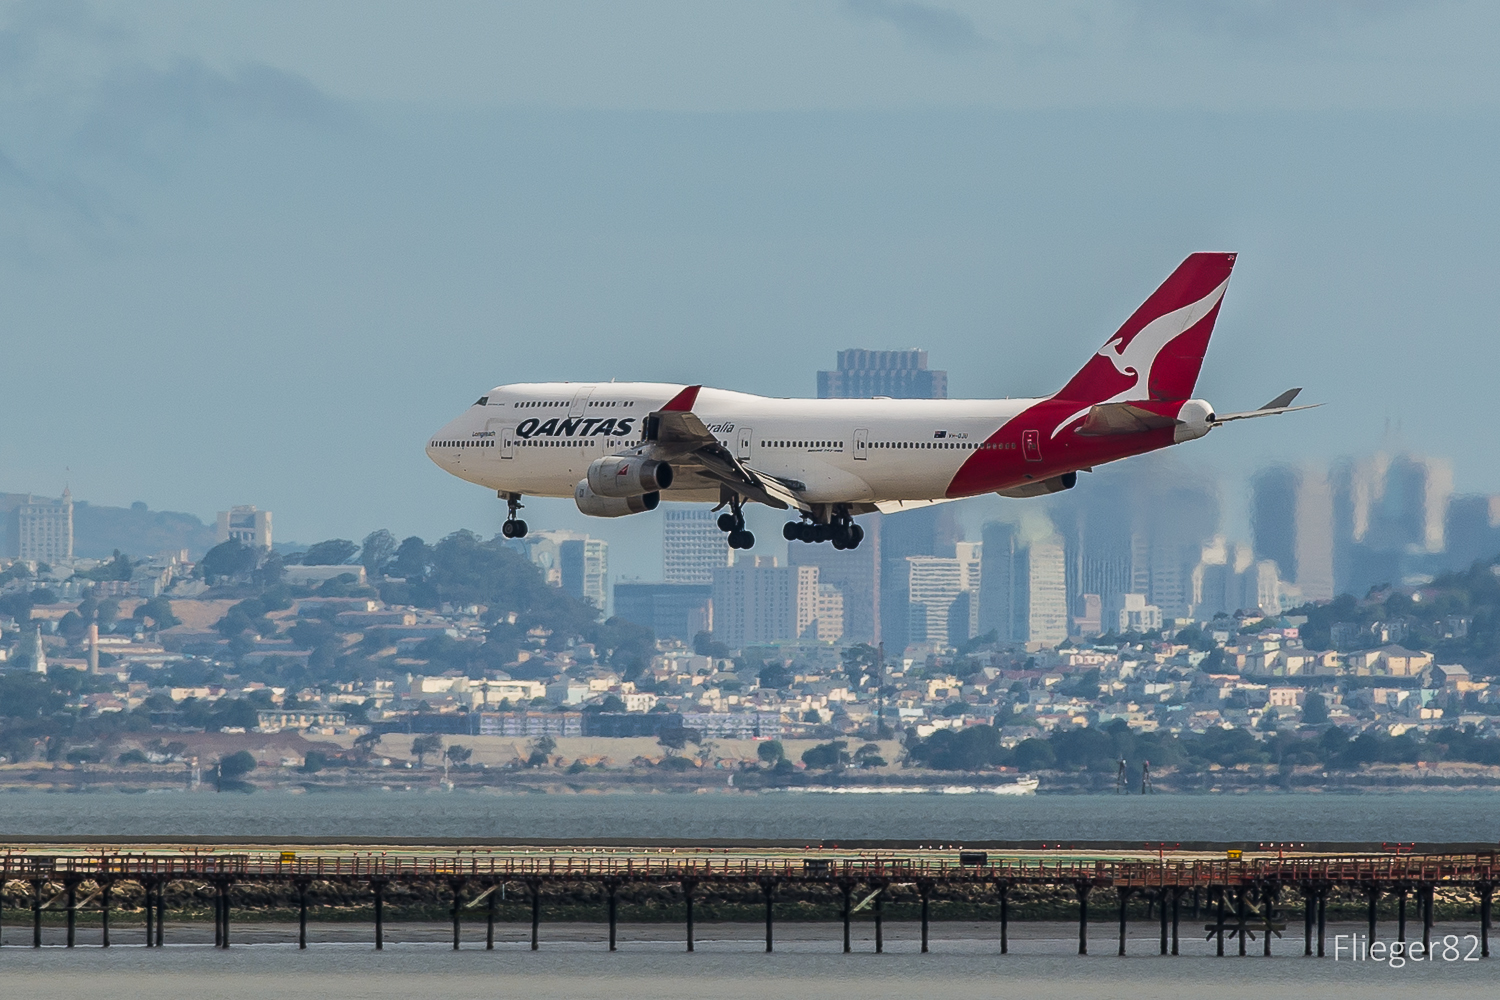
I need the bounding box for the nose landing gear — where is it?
[716,496,755,550]
[499,492,528,539]
[784,508,863,549]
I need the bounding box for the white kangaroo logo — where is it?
[1052,277,1229,438]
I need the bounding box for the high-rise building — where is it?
[906,541,982,648]
[216,505,272,550]
[663,508,731,584]
[1333,452,1454,595]
[817,349,948,400]
[711,559,820,649]
[560,538,609,611]
[1251,463,1335,603]
[879,505,962,652]
[14,490,73,564]
[978,524,1067,646]
[812,584,845,643]
[612,582,712,640]
[786,514,880,643]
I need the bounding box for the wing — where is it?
[639,388,797,510]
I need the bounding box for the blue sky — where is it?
[1,1,1497,581]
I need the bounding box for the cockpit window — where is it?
[474,396,489,406]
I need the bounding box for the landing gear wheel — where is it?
[502,519,528,539]
[782,522,800,541]
[718,512,738,532]
[728,529,755,549]
[500,492,527,539]
[848,523,864,547]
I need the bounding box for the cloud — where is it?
[843,0,986,53]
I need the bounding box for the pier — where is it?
[0,844,1492,958]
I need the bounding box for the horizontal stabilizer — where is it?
[1211,388,1321,425]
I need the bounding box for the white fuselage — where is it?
[426,382,1036,506]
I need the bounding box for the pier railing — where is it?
[3,851,1495,886]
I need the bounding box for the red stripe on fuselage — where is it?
[945,399,1178,498]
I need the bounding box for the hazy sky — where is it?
[2,1,1498,581]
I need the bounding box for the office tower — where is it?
[663,508,731,584]
[216,505,272,550]
[786,514,879,643]
[612,582,712,640]
[817,349,948,400]
[1048,455,1220,622]
[1251,463,1335,604]
[906,541,982,647]
[711,559,820,649]
[879,505,961,652]
[978,523,1067,646]
[14,490,73,564]
[560,537,609,611]
[1333,452,1454,596]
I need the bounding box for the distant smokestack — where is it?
[88,622,99,673]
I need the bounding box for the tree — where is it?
[854,742,887,768]
[445,744,473,766]
[302,539,359,566]
[411,733,443,767]
[657,726,701,755]
[801,740,850,770]
[391,536,431,580]
[134,596,180,631]
[756,740,785,766]
[301,751,329,773]
[200,540,258,583]
[360,529,399,576]
[842,644,880,690]
[219,750,257,779]
[527,735,557,767]
[1302,691,1329,724]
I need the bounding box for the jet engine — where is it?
[586,455,673,497]
[575,479,660,517]
[995,471,1078,499]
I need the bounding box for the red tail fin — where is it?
[1054,252,1236,404]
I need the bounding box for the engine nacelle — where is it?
[1174,398,1214,443]
[586,455,674,497]
[575,479,660,518]
[996,471,1078,499]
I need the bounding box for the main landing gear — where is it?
[499,492,528,539]
[783,508,864,549]
[716,496,755,550]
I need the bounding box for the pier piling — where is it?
[1118,886,1133,956]
[1159,889,1168,955]
[1316,887,1327,957]
[372,879,385,951]
[1366,884,1380,945]
[873,882,884,954]
[486,883,497,951]
[154,882,164,947]
[297,880,309,950]
[450,879,464,951]
[918,880,930,954]
[100,882,111,949]
[1076,882,1091,956]
[1421,883,1434,956]
[683,879,695,953]
[31,879,41,948]
[528,879,541,951]
[1397,885,1407,943]
[998,881,1010,955]
[761,880,775,953]
[1170,887,1181,956]
[606,880,618,952]
[840,882,852,953]
[65,878,76,948]
[1479,883,1491,958]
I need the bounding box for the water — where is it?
[3,789,1498,844]
[0,941,1492,1000]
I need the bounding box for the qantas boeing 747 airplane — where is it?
[426,253,1313,550]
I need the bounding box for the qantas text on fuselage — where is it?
[426,253,1314,550]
